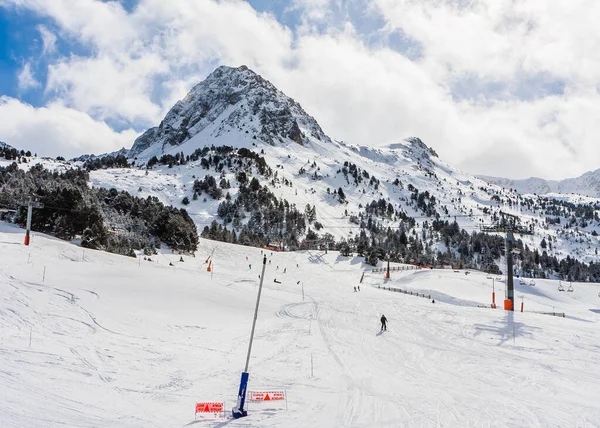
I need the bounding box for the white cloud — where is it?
[26,0,293,125]
[46,53,168,125]
[2,0,600,179]
[373,0,600,87]
[291,0,335,23]
[17,63,40,91]
[37,24,57,55]
[0,96,138,158]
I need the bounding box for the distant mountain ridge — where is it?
[71,148,130,163]
[479,170,600,199]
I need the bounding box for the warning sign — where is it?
[195,402,224,413]
[249,391,286,401]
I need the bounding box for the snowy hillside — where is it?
[1,223,599,427]
[2,65,599,277]
[480,169,600,199]
[110,66,599,268]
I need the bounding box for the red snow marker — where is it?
[195,402,223,413]
[249,391,286,401]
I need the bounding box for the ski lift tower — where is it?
[481,212,533,311]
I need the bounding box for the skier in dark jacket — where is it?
[380,315,387,331]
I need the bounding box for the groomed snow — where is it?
[1,222,599,427]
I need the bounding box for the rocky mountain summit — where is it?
[130,65,330,157]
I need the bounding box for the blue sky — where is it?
[0,0,404,110]
[0,7,42,102]
[0,0,598,180]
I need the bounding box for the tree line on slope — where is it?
[3,142,598,281]
[0,163,197,256]
[193,146,600,281]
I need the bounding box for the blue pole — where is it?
[232,255,267,419]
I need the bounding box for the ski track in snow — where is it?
[1,222,600,427]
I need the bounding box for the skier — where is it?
[284,267,287,273]
[380,314,388,332]
[357,285,360,291]
[249,264,252,270]
[354,286,357,292]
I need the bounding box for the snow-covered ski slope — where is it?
[1,222,599,428]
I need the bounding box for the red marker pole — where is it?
[24,201,33,245]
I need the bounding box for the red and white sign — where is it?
[249,391,286,401]
[195,402,224,413]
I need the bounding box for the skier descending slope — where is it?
[380,314,388,332]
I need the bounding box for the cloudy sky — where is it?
[0,0,598,179]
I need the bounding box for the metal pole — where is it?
[24,200,33,246]
[386,256,390,279]
[506,232,514,311]
[301,282,304,301]
[244,255,267,372]
[233,255,267,419]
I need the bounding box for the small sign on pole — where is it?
[194,402,224,420]
[248,391,288,410]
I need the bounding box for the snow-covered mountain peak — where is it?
[340,137,439,169]
[130,65,331,159]
[404,136,439,159]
